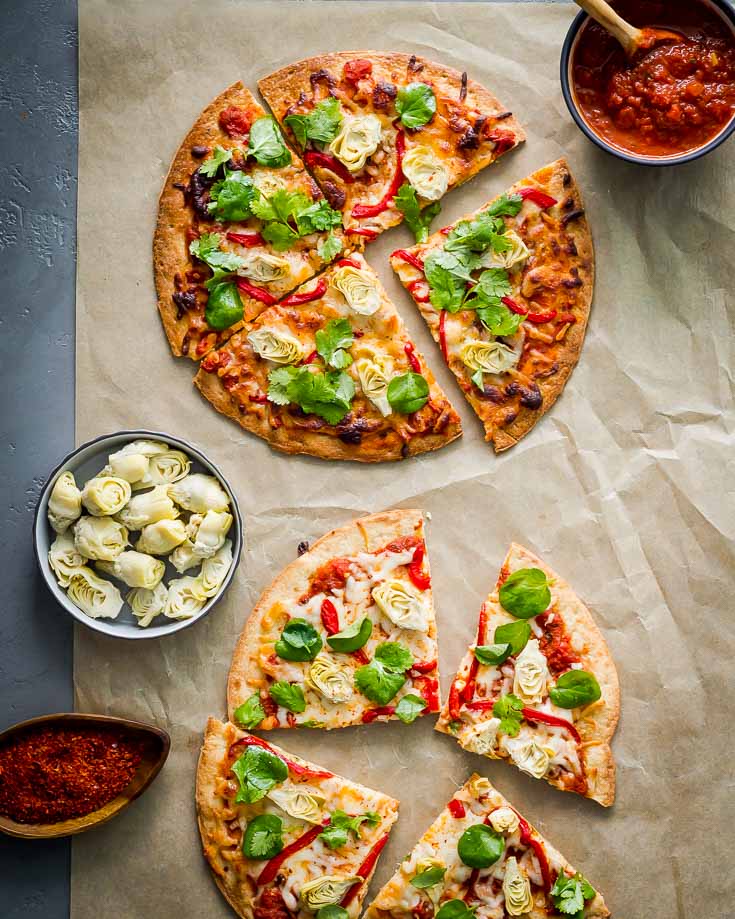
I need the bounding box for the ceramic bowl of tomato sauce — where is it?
[561,0,735,164]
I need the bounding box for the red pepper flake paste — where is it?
[219,106,251,138]
[0,724,146,824]
[537,611,581,675]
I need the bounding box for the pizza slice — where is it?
[259,53,524,242]
[194,253,462,462]
[155,81,345,360]
[227,509,441,728]
[365,774,609,919]
[390,158,594,451]
[197,718,399,919]
[436,544,619,807]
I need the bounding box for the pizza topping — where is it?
[395,83,437,129]
[503,736,550,780]
[227,230,267,248]
[207,170,258,222]
[285,97,343,150]
[235,278,279,306]
[457,823,504,868]
[237,250,291,283]
[248,328,305,365]
[252,190,343,251]
[242,813,284,860]
[407,544,431,591]
[517,187,557,210]
[332,265,381,316]
[319,809,381,849]
[326,617,373,653]
[394,693,428,724]
[329,114,382,174]
[491,693,524,736]
[549,670,601,709]
[282,277,329,307]
[356,356,393,417]
[551,872,596,917]
[372,579,430,632]
[276,618,324,661]
[394,184,441,243]
[499,568,551,619]
[219,107,251,137]
[410,861,447,890]
[434,900,474,919]
[269,681,307,713]
[473,643,512,667]
[343,58,373,85]
[459,340,519,391]
[305,151,356,185]
[461,718,501,756]
[307,653,354,703]
[401,146,449,202]
[488,806,519,835]
[478,229,529,271]
[521,708,581,743]
[351,130,406,219]
[267,366,356,424]
[512,639,550,705]
[300,875,362,910]
[257,820,330,886]
[386,372,429,414]
[316,318,354,369]
[232,745,289,804]
[247,116,292,168]
[267,786,326,824]
[502,856,533,916]
[494,620,531,656]
[354,642,413,706]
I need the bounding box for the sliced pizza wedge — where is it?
[227,509,441,728]
[390,158,594,451]
[194,252,461,462]
[155,81,345,360]
[436,544,619,807]
[365,773,609,919]
[259,52,524,241]
[197,718,399,919]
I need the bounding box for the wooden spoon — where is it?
[574,0,683,57]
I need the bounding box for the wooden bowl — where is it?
[0,712,170,839]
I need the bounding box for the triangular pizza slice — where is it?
[365,774,609,919]
[390,158,594,451]
[436,544,619,806]
[227,509,441,728]
[155,81,345,360]
[259,52,524,242]
[194,253,461,462]
[197,718,399,919]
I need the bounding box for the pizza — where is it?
[155,81,346,360]
[259,52,524,241]
[227,509,441,729]
[196,718,399,919]
[364,773,609,919]
[436,545,619,807]
[390,158,594,451]
[194,253,462,462]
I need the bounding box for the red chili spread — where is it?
[572,0,735,156]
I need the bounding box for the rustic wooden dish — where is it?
[0,712,170,839]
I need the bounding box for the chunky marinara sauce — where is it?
[572,0,735,156]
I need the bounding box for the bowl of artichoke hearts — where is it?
[34,430,243,639]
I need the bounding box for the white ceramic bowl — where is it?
[33,430,243,639]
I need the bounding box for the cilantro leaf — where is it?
[317,908,349,919]
[198,145,233,178]
[295,198,343,235]
[189,233,245,279]
[266,366,355,424]
[424,248,479,313]
[247,117,292,168]
[355,641,413,706]
[470,268,512,302]
[485,193,524,218]
[231,747,288,804]
[395,693,428,724]
[551,873,596,918]
[233,693,265,730]
[285,97,343,149]
[319,809,380,850]
[316,318,354,369]
[269,680,307,713]
[396,82,436,129]
[374,642,414,672]
[208,170,258,222]
[445,212,506,254]
[205,281,243,331]
[474,301,522,337]
[410,865,446,889]
[318,232,343,262]
[394,183,441,243]
[253,190,342,252]
[242,813,283,860]
[387,372,429,414]
[492,693,524,737]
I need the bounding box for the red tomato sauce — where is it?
[572,0,735,156]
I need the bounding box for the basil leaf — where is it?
[208,171,257,222]
[205,281,243,331]
[410,865,447,889]
[396,82,436,129]
[492,693,524,737]
[199,145,233,178]
[326,617,372,653]
[318,232,343,262]
[394,183,440,244]
[494,620,531,655]
[498,568,551,619]
[387,372,429,414]
[231,747,288,804]
[374,642,413,672]
[233,693,265,730]
[285,97,343,148]
[242,813,283,859]
[275,618,323,662]
[395,693,428,724]
[317,908,349,919]
[457,824,505,868]
[435,900,476,919]
[269,680,307,713]
[549,670,601,709]
[247,117,292,168]
[473,643,512,666]
[316,318,354,370]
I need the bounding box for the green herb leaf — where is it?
[410,865,447,889]
[485,193,524,219]
[319,809,381,850]
[473,643,512,667]
[470,268,512,302]
[394,183,441,244]
[457,824,505,868]
[205,281,244,331]
[316,318,354,369]
[396,82,437,129]
[498,568,551,619]
[267,366,355,424]
[326,617,373,653]
[208,170,258,222]
[424,248,479,312]
[190,232,245,275]
[375,642,414,672]
[247,117,292,168]
[199,145,233,178]
[231,747,288,804]
[445,212,506,254]
[551,872,596,918]
[474,301,522,337]
[395,693,428,724]
[233,693,265,730]
[354,641,413,706]
[274,618,324,662]
[269,680,307,713]
[387,372,429,414]
[301,720,326,729]
[435,900,476,919]
[242,813,283,859]
[318,232,343,262]
[493,620,531,656]
[316,907,349,919]
[492,693,524,737]
[285,97,343,149]
[295,199,344,235]
[253,189,342,252]
[549,670,601,709]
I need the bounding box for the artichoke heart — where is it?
[402,145,449,202]
[187,509,233,560]
[371,579,429,632]
[237,250,291,283]
[460,340,519,376]
[106,452,150,485]
[307,653,354,703]
[461,717,501,757]
[198,540,234,598]
[505,737,550,780]
[73,515,129,562]
[168,474,230,513]
[489,806,520,836]
[299,875,362,911]
[332,266,381,316]
[267,785,326,824]
[48,532,87,587]
[502,856,534,916]
[81,476,132,517]
[117,485,179,529]
[248,328,305,365]
[479,230,529,271]
[356,356,393,416]
[67,567,123,620]
[512,639,549,705]
[329,114,382,173]
[164,576,208,620]
[48,471,83,534]
[127,582,168,628]
[135,518,187,556]
[97,550,165,590]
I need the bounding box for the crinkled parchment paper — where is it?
[75,2,735,917]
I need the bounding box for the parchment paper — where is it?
[75,3,735,917]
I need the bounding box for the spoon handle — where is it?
[573,0,641,56]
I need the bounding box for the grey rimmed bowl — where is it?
[33,429,243,639]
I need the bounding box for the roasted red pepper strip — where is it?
[410,658,437,675]
[460,605,488,704]
[526,309,557,324]
[340,834,391,906]
[407,279,430,303]
[501,295,528,316]
[518,187,558,209]
[404,342,421,374]
[320,598,340,635]
[408,544,431,590]
[257,819,331,885]
[302,350,318,365]
[448,680,462,721]
[350,227,379,239]
[304,150,355,184]
[235,277,278,306]
[556,312,577,324]
[250,392,269,404]
[439,310,449,363]
[230,735,333,780]
[281,277,328,306]
[413,676,439,712]
[391,249,425,272]
[226,230,266,247]
[521,707,581,743]
[343,59,373,84]
[517,814,552,892]
[351,648,370,666]
[447,798,466,818]
[336,257,361,269]
[352,130,405,218]
[465,700,495,711]
[361,706,396,724]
